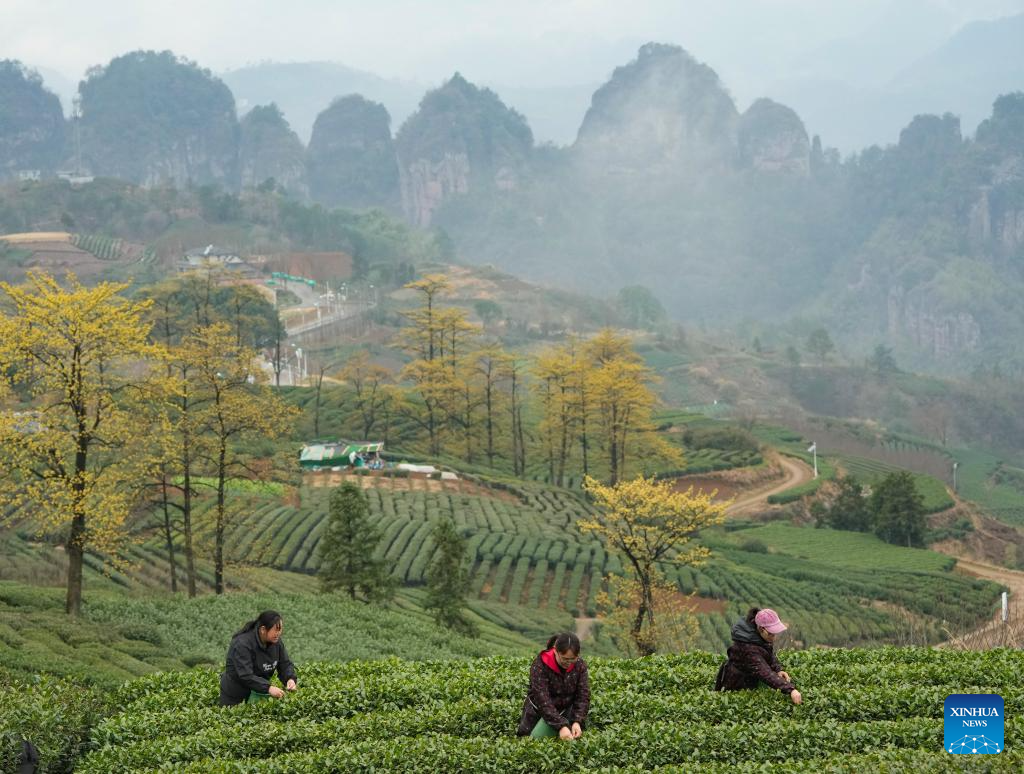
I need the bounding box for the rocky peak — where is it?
[395,73,533,226]
[888,285,982,358]
[306,94,398,210]
[79,50,239,188]
[737,98,810,175]
[574,43,739,172]
[976,92,1024,154]
[0,60,65,179]
[897,113,962,159]
[239,104,308,198]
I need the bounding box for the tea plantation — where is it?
[179,484,1000,650]
[69,648,1022,772]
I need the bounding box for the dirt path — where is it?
[574,616,597,641]
[941,558,1024,649]
[726,457,814,516]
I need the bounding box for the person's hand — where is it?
[558,726,573,740]
[778,671,791,682]
[268,685,285,699]
[790,689,802,705]
[285,679,297,691]
[571,722,582,739]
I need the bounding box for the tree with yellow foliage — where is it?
[188,323,299,594]
[596,571,700,657]
[398,274,481,456]
[532,345,577,486]
[340,351,396,439]
[580,475,727,655]
[0,272,162,615]
[584,329,680,483]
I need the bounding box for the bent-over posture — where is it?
[220,609,298,706]
[715,607,802,705]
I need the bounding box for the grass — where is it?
[952,447,1024,527]
[731,523,955,573]
[833,454,954,513]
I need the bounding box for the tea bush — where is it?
[78,648,1022,772]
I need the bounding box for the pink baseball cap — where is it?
[754,608,787,634]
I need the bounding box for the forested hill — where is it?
[1,45,1023,373]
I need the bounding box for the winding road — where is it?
[942,558,1024,649]
[726,456,814,515]
[574,457,814,640]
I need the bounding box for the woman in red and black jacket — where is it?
[715,607,802,704]
[517,632,591,739]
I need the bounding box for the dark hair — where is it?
[745,607,761,625]
[235,610,282,638]
[546,632,581,655]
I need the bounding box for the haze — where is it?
[4,0,1024,149]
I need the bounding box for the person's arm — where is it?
[277,640,297,688]
[528,659,569,730]
[741,645,795,694]
[571,662,590,726]
[229,637,271,694]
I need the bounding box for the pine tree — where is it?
[870,471,926,547]
[424,517,477,636]
[814,476,872,532]
[318,482,395,602]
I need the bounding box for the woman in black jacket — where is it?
[219,610,298,706]
[517,632,591,739]
[715,607,801,704]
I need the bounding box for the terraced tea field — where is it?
[76,648,1024,772]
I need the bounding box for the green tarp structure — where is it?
[300,441,384,468]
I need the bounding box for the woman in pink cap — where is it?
[714,607,802,704]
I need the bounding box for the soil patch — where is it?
[671,477,741,501]
[685,595,728,614]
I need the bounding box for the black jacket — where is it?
[516,650,591,736]
[715,619,794,694]
[219,627,297,706]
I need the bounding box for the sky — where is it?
[4,0,1023,99]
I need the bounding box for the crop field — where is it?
[0,581,537,689]
[181,483,1000,651]
[676,547,999,652]
[834,454,954,513]
[953,448,1024,527]
[71,232,124,260]
[73,648,1023,772]
[2,460,1003,656]
[732,523,955,572]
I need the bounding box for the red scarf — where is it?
[541,648,576,673]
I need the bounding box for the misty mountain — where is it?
[79,51,239,188]
[0,60,65,178]
[3,40,1024,375]
[238,104,308,199]
[771,12,1024,152]
[221,61,596,148]
[307,95,400,211]
[427,46,1024,375]
[221,61,424,145]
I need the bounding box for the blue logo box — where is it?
[945,694,1004,755]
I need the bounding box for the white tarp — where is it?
[397,463,437,474]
